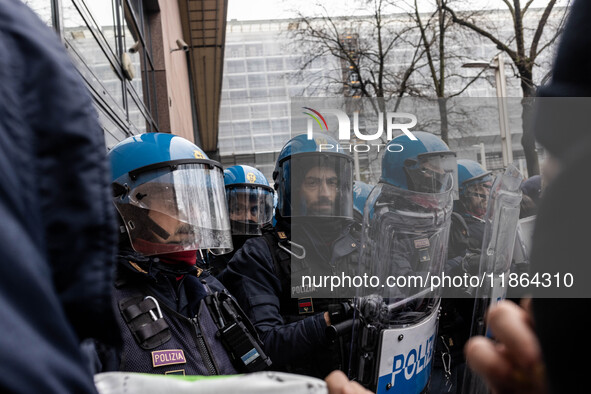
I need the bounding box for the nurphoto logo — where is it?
[303,107,418,153]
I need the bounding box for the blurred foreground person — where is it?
[465,0,591,392]
[0,1,118,392]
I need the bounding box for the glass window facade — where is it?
[27,0,159,146]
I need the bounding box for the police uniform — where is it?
[223,219,359,379]
[97,248,238,376]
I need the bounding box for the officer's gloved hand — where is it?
[357,294,388,324]
[327,302,353,325]
[461,251,481,276]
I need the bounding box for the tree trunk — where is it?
[438,97,449,144]
[520,68,539,176]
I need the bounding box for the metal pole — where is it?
[495,54,512,167]
[353,139,361,181]
[479,142,487,170]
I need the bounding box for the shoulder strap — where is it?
[450,212,472,240]
[203,291,272,372]
[261,229,291,280]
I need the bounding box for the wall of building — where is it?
[158,0,194,142]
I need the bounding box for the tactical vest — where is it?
[112,283,238,376]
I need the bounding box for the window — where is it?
[231,106,249,119]
[246,44,263,57]
[268,87,286,97]
[234,137,253,154]
[226,59,245,74]
[62,0,125,113]
[266,58,284,71]
[249,88,268,98]
[271,118,289,132]
[254,135,271,151]
[230,90,247,100]
[247,59,265,73]
[250,105,269,119]
[56,0,159,140]
[248,74,266,88]
[267,73,285,87]
[252,120,271,132]
[229,75,247,89]
[227,44,244,58]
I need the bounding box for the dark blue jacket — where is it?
[0,1,117,392]
[222,220,358,378]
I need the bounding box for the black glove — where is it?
[327,302,353,325]
[461,252,481,276]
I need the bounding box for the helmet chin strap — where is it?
[144,214,171,240]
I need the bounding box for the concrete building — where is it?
[218,9,563,180]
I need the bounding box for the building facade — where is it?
[25,0,227,152]
[219,9,563,180]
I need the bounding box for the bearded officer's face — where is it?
[299,166,338,216]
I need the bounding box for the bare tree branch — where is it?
[522,0,536,14]
[529,0,558,60]
[442,4,518,61]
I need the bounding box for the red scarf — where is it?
[158,250,197,266]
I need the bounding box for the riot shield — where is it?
[351,181,453,393]
[461,165,523,394]
[505,215,535,299]
[512,215,536,267]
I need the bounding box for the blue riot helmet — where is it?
[380,131,457,195]
[223,165,274,235]
[109,133,232,256]
[273,133,353,219]
[353,180,373,223]
[457,159,493,218]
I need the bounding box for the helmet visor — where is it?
[278,153,353,218]
[114,163,232,256]
[404,151,457,194]
[226,186,274,235]
[463,179,493,218]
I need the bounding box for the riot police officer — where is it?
[222,133,359,378]
[448,159,493,260]
[210,165,274,276]
[355,131,457,393]
[97,133,270,375]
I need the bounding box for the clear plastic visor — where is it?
[404,152,457,194]
[278,153,353,219]
[463,179,493,218]
[114,164,232,256]
[226,186,274,235]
